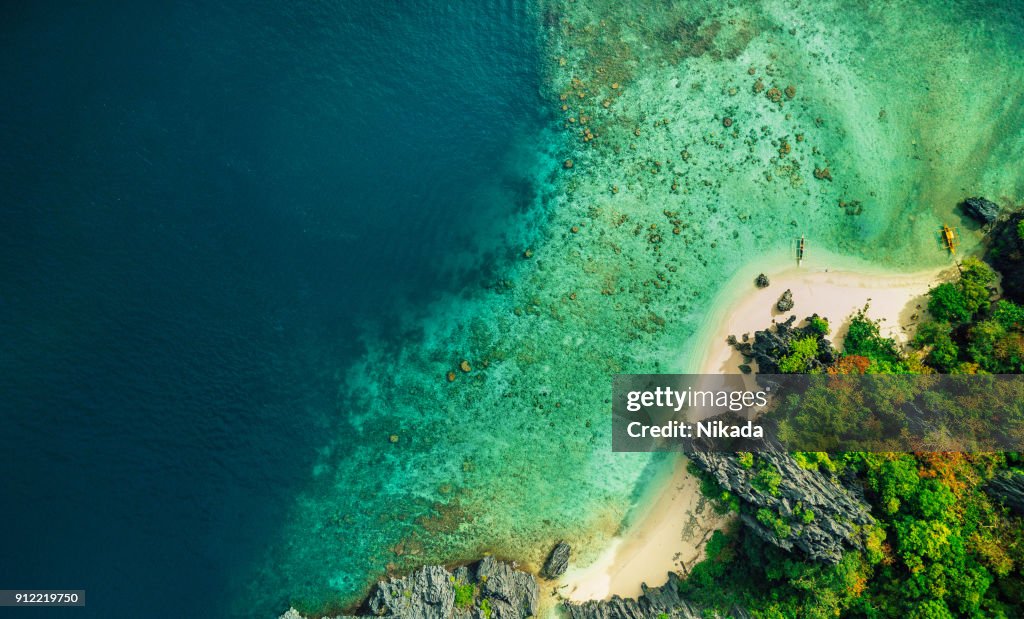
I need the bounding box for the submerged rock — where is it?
[688,450,873,564]
[563,572,748,619]
[755,273,770,288]
[541,541,571,579]
[960,196,1000,224]
[985,470,1024,514]
[776,289,794,312]
[280,557,538,619]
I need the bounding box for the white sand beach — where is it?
[691,251,952,375]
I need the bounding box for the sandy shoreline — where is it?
[558,454,730,603]
[691,251,951,375]
[555,251,950,606]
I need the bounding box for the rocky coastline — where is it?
[278,543,748,619]
[279,442,878,619]
[280,557,538,619]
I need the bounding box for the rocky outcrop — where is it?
[986,210,1024,303]
[563,572,748,619]
[281,557,538,619]
[985,470,1024,515]
[960,197,1000,224]
[755,273,770,288]
[730,314,836,374]
[366,565,457,618]
[542,541,571,579]
[688,450,873,564]
[776,289,794,312]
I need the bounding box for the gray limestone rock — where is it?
[730,314,836,374]
[688,450,874,564]
[776,289,794,312]
[541,541,571,579]
[280,557,538,619]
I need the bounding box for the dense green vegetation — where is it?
[450,578,475,608]
[685,453,1024,617]
[843,309,912,374]
[683,257,1024,617]
[913,258,1024,374]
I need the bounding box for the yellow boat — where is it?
[940,224,959,254]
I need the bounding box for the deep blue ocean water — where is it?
[0,2,546,616]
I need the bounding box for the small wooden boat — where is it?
[796,234,806,266]
[940,225,959,254]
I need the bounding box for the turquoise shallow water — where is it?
[260,0,1024,615]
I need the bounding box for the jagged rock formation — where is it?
[563,572,748,619]
[776,289,794,312]
[985,470,1024,515]
[541,541,571,579]
[755,273,770,288]
[986,210,1024,303]
[688,450,873,564]
[730,314,836,374]
[280,557,538,619]
[960,196,1000,224]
